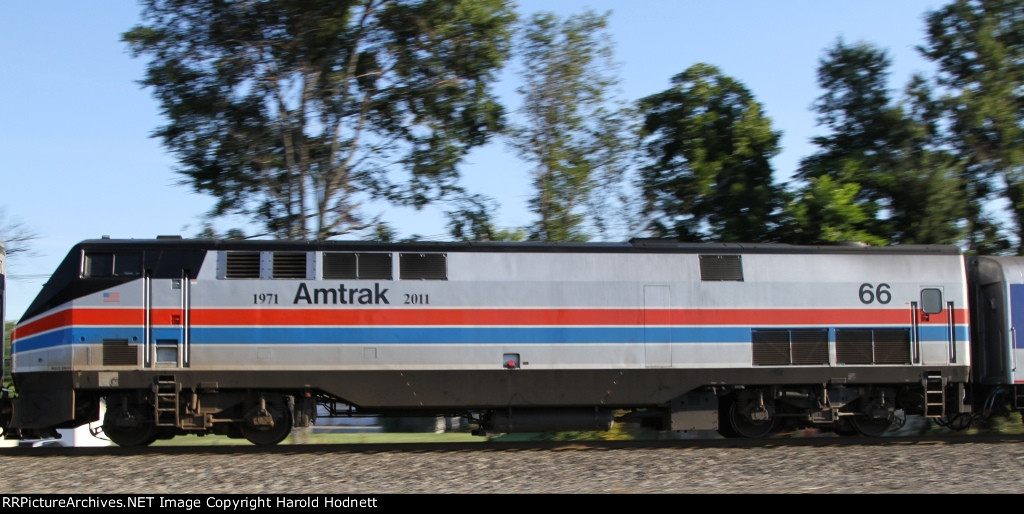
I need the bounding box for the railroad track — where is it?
[3,431,1023,456]
[3,434,1024,494]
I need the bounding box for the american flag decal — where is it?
[103,292,121,302]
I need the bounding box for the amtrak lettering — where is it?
[293,282,390,305]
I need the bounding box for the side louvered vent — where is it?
[836,328,910,365]
[752,329,829,366]
[225,252,260,278]
[323,253,392,280]
[752,330,790,365]
[873,329,912,364]
[273,252,307,278]
[324,253,357,279]
[791,329,831,365]
[359,253,393,279]
[400,253,447,280]
[103,340,138,366]
[699,255,743,281]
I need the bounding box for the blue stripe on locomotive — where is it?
[12,325,971,352]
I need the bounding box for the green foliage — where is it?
[490,422,638,442]
[973,411,1024,435]
[889,75,968,245]
[638,64,784,242]
[790,40,966,246]
[536,425,635,442]
[151,430,487,446]
[920,0,1024,253]
[509,10,635,242]
[561,422,636,441]
[796,41,907,244]
[781,176,887,246]
[630,3,1020,249]
[118,1,1020,251]
[196,223,248,240]
[125,0,516,240]
[445,194,525,241]
[372,223,397,243]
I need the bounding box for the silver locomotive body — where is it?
[6,239,978,444]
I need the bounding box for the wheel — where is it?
[103,405,156,447]
[849,415,893,437]
[240,399,293,446]
[240,412,291,445]
[716,396,740,438]
[832,417,859,436]
[942,413,973,431]
[727,393,778,438]
[225,423,245,439]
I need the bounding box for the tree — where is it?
[791,41,965,246]
[795,41,903,243]
[0,208,38,258]
[508,10,634,242]
[196,222,247,241]
[920,0,1023,253]
[124,0,516,240]
[781,176,887,246]
[638,63,783,242]
[887,75,967,245]
[445,194,524,241]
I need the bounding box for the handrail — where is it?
[182,271,190,368]
[911,301,920,364]
[144,274,151,367]
[947,301,956,363]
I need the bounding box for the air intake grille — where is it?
[272,252,307,278]
[873,329,913,364]
[791,329,831,365]
[752,330,791,365]
[323,253,393,279]
[836,328,910,365]
[699,255,743,281]
[359,253,393,279]
[752,329,829,366]
[324,253,357,279]
[225,252,260,278]
[103,340,137,366]
[400,253,447,280]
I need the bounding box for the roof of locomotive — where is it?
[18,237,963,323]
[69,237,964,256]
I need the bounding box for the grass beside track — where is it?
[135,412,1024,446]
[152,431,489,446]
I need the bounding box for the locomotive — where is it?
[1,237,1021,446]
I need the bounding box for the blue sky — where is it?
[1,1,945,320]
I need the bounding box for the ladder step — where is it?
[923,376,945,418]
[153,380,180,427]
